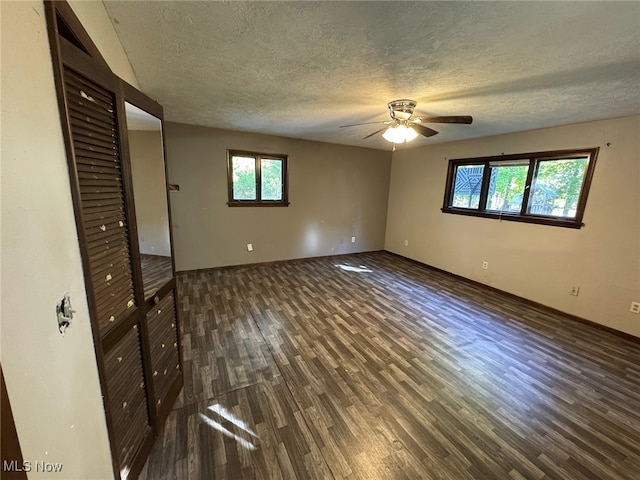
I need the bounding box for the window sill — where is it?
[441,207,584,229]
[227,201,290,207]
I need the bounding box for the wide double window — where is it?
[442,148,598,228]
[227,150,289,206]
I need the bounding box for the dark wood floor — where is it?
[139,251,640,480]
[141,254,173,300]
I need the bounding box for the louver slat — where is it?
[70,122,118,144]
[70,115,116,138]
[64,68,135,335]
[104,327,151,475]
[146,292,181,408]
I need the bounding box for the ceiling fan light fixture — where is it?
[343,99,471,143]
[382,124,418,144]
[388,99,417,121]
[404,125,418,141]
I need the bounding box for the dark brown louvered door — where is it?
[47,3,182,479]
[146,292,181,413]
[65,68,137,336]
[58,51,154,479]
[103,327,151,476]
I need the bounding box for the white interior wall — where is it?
[385,116,640,337]
[1,1,140,478]
[164,122,391,271]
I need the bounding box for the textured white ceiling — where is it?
[103,1,640,150]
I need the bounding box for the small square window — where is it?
[227,150,289,207]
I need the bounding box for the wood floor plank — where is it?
[141,252,640,480]
[140,254,173,299]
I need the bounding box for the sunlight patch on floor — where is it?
[335,264,372,273]
[207,404,258,438]
[199,403,259,451]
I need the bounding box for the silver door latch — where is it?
[56,293,76,335]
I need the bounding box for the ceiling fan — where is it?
[340,99,473,144]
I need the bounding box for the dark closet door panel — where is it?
[146,292,181,409]
[65,72,114,102]
[86,237,129,259]
[89,254,131,279]
[84,213,127,231]
[70,123,118,145]
[85,230,128,249]
[85,228,127,247]
[82,196,124,210]
[89,245,130,269]
[80,184,123,195]
[68,123,117,147]
[73,132,118,150]
[64,67,137,336]
[104,327,151,476]
[76,161,121,175]
[82,202,126,216]
[68,108,116,133]
[94,284,136,324]
[74,149,120,164]
[67,97,117,126]
[77,171,122,183]
[80,191,124,203]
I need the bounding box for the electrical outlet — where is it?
[482,261,488,270]
[570,286,580,296]
[247,243,253,252]
[630,301,640,314]
[404,240,409,246]
[351,236,356,243]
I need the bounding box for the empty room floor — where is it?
[140,251,640,480]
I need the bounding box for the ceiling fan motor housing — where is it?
[388,99,417,120]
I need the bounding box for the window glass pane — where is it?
[451,164,484,209]
[261,158,283,201]
[528,157,588,218]
[486,164,529,212]
[232,156,256,200]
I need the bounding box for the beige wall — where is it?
[68,0,139,88]
[164,122,391,270]
[385,116,640,337]
[1,1,139,478]
[130,130,172,257]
